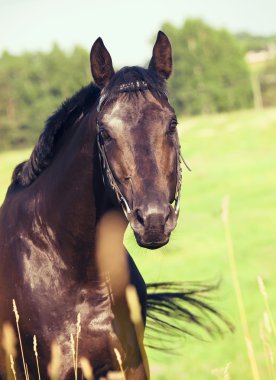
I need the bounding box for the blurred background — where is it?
[0,0,276,379]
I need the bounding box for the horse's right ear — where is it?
[90,38,115,88]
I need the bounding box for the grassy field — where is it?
[1,107,276,379]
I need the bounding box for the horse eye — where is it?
[168,119,178,135]
[100,128,112,141]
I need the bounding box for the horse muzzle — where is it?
[129,204,178,250]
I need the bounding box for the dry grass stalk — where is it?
[257,276,276,339]
[80,357,94,380]
[264,311,272,335]
[12,299,29,380]
[223,362,231,380]
[70,312,82,380]
[106,371,125,380]
[113,349,126,380]
[2,322,17,380]
[125,285,149,379]
[126,286,142,325]
[75,312,81,379]
[33,335,41,380]
[48,341,61,380]
[10,354,17,380]
[25,363,30,380]
[221,196,261,380]
[70,333,77,379]
[2,322,17,357]
[260,320,276,380]
[211,362,231,380]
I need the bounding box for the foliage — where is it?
[0,45,90,150]
[259,59,276,107]
[0,19,270,150]
[162,19,254,115]
[235,32,276,52]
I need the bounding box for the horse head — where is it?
[91,32,182,250]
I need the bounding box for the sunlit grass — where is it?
[12,299,29,380]
[222,195,260,380]
[0,148,31,203]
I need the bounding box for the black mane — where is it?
[11,83,100,187]
[11,66,167,187]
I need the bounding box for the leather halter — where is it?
[96,82,190,220]
[97,123,132,218]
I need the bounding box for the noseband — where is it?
[96,82,190,221]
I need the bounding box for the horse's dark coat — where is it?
[0,32,230,380]
[0,32,176,380]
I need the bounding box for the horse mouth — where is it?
[134,233,170,250]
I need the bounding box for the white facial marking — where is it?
[146,205,161,215]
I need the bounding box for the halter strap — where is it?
[96,121,132,219]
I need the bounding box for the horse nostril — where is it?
[136,209,145,226]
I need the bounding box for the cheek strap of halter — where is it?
[174,147,192,215]
[96,119,132,219]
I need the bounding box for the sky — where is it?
[0,0,276,66]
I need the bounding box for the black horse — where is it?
[0,32,228,379]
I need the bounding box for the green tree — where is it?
[162,19,254,115]
[0,45,91,150]
[259,59,276,107]
[235,32,276,52]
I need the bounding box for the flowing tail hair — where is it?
[145,282,234,350]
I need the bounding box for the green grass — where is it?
[0,148,31,202]
[1,108,276,379]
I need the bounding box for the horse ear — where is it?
[90,37,115,88]
[148,31,172,80]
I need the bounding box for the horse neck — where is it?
[38,109,105,277]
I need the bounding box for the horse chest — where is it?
[20,241,114,325]
[20,245,120,372]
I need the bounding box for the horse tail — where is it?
[145,282,233,349]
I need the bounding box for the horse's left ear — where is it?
[90,37,115,88]
[148,31,172,80]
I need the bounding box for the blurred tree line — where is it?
[0,45,90,150]
[259,59,276,107]
[0,19,275,150]
[235,31,276,109]
[162,19,254,115]
[235,32,276,52]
